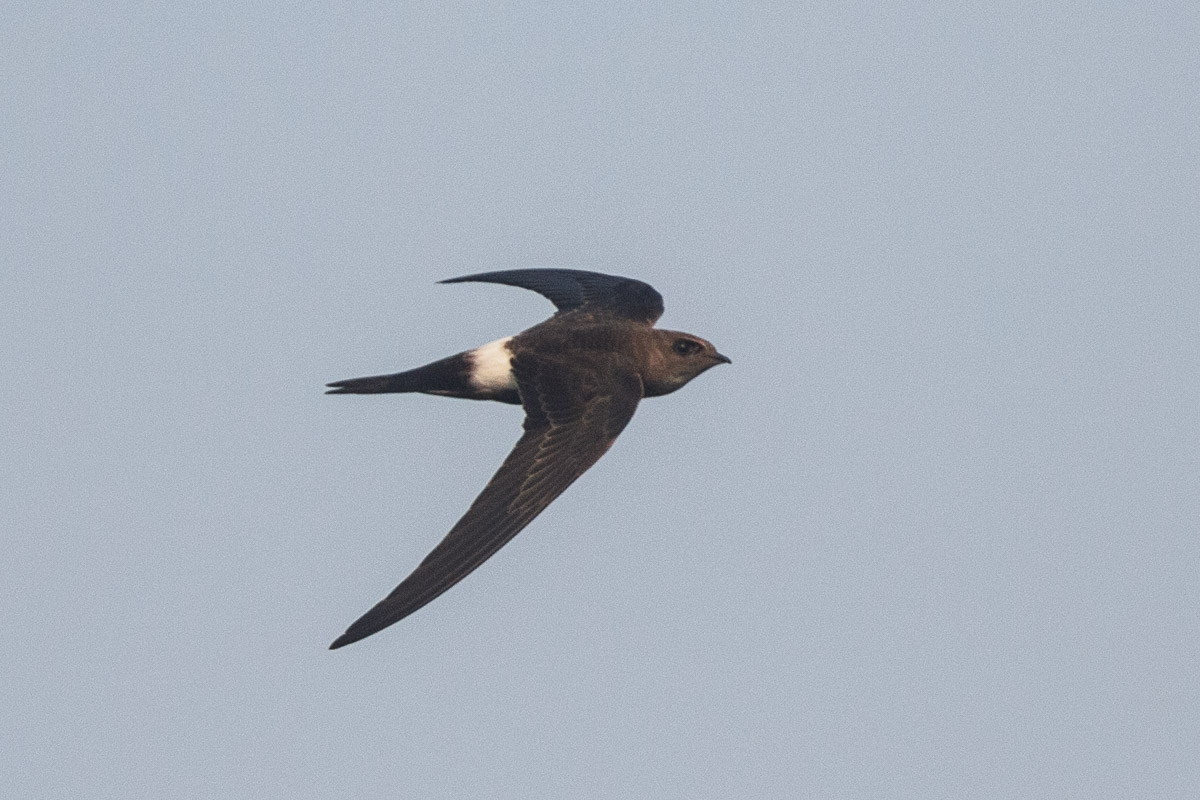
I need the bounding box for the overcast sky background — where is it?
[4,3,1197,798]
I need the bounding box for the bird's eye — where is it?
[673,339,701,356]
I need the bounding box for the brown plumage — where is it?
[327,269,729,649]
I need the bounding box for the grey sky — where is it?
[4,3,1197,798]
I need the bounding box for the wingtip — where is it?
[329,622,376,649]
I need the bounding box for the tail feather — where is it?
[326,372,419,394]
[326,353,475,397]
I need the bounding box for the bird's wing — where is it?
[439,268,664,324]
[329,356,644,649]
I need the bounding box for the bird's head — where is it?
[641,330,731,397]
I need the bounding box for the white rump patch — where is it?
[468,336,517,392]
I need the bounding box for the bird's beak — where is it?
[712,352,732,365]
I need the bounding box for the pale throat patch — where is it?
[469,336,517,391]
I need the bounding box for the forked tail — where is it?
[326,353,492,399]
[325,372,421,394]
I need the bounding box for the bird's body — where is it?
[327,269,729,649]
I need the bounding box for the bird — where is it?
[325,268,730,649]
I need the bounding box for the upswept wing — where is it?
[329,357,643,649]
[440,268,664,325]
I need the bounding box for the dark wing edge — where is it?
[328,359,643,649]
[439,268,664,324]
